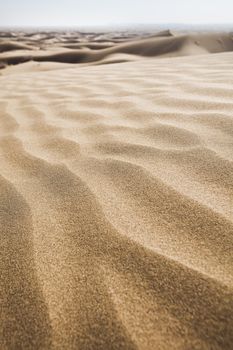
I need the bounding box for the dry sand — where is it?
[0,29,233,349]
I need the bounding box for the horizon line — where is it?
[1,22,233,28]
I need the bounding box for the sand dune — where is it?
[0,41,35,53]
[0,30,233,349]
[0,31,233,68]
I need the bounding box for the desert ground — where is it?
[0,29,233,349]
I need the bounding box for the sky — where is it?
[1,0,233,27]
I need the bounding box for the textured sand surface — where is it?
[0,30,233,349]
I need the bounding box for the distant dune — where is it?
[0,41,34,53]
[0,30,233,68]
[0,29,233,350]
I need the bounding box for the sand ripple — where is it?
[0,50,233,349]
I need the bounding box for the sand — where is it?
[0,29,233,349]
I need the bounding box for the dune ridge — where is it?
[0,30,233,349]
[0,31,233,68]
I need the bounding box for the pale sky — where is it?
[1,0,233,27]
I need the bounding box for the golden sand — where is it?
[0,30,233,349]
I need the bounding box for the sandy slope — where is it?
[0,32,233,349]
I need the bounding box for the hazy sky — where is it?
[1,0,233,27]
